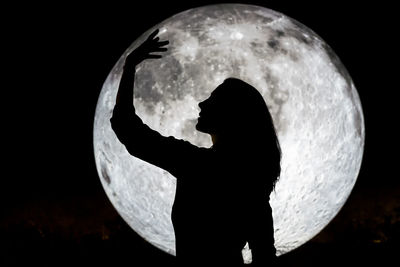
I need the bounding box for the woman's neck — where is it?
[211,133,248,151]
[211,134,218,145]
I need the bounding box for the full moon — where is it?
[93,4,364,259]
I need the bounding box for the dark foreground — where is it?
[2,184,398,267]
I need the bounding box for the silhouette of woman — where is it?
[111,29,281,266]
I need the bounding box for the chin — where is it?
[195,122,205,133]
[196,120,209,134]
[196,116,218,135]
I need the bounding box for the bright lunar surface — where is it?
[93,4,364,260]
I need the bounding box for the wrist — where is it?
[123,61,137,72]
[125,52,142,66]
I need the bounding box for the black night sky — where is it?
[3,1,398,266]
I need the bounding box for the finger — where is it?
[148,29,159,40]
[147,54,163,59]
[154,37,160,42]
[152,47,168,52]
[157,40,169,46]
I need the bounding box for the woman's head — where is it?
[196,78,281,187]
[197,78,268,135]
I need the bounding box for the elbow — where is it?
[110,113,117,129]
[110,106,125,132]
[110,118,130,149]
[110,112,125,141]
[110,112,118,133]
[110,108,139,145]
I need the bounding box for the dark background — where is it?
[3,1,398,266]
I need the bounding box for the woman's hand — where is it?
[125,29,169,67]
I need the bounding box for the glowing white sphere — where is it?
[93,4,364,258]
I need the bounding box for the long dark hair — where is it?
[215,78,282,190]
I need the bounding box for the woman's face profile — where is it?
[196,88,225,135]
[196,81,245,136]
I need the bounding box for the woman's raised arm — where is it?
[110,30,198,178]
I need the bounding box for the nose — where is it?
[198,101,203,110]
[199,99,206,110]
